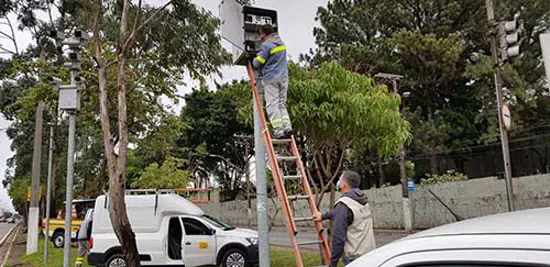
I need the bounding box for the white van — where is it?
[88,194,259,267]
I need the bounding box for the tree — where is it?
[87,1,229,265]
[179,83,253,191]
[131,157,189,189]
[6,177,29,219]
[308,0,550,178]
[235,61,410,204]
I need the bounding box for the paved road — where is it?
[0,222,16,244]
[269,227,410,250]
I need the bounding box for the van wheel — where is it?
[52,231,64,248]
[106,254,127,267]
[222,248,247,267]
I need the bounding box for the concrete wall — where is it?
[197,174,550,229]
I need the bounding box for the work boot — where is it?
[283,129,294,138]
[273,128,286,139]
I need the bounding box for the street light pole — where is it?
[485,0,515,211]
[253,70,270,267]
[375,72,413,231]
[43,121,55,263]
[51,32,86,267]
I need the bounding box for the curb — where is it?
[1,223,20,267]
[0,224,18,247]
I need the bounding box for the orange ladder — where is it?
[246,63,330,267]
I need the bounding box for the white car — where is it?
[88,194,259,267]
[349,207,550,267]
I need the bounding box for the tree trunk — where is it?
[429,155,438,175]
[95,35,141,267]
[377,155,385,186]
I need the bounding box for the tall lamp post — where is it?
[375,73,413,231]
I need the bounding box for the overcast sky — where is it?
[0,0,328,211]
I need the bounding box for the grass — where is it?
[21,240,335,267]
[21,238,90,267]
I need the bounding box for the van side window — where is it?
[182,218,210,235]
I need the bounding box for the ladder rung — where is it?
[283,175,302,180]
[277,156,297,161]
[297,240,322,246]
[288,195,310,201]
[272,139,292,144]
[294,216,314,222]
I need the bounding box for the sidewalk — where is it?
[1,225,33,267]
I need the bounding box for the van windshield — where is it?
[201,214,235,231]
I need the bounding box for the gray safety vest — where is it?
[336,196,376,258]
[77,216,92,240]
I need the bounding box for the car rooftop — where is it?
[407,207,550,239]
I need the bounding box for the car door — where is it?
[381,249,550,267]
[166,216,186,265]
[181,216,217,266]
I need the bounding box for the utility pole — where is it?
[375,72,413,231]
[43,121,55,263]
[44,30,63,263]
[253,70,270,267]
[48,30,87,267]
[485,0,521,211]
[27,101,43,254]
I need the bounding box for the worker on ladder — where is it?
[252,24,293,139]
[314,171,376,266]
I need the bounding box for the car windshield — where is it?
[201,214,235,231]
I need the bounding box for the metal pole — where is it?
[63,65,78,267]
[376,72,413,230]
[392,79,414,231]
[245,143,252,228]
[27,101,43,254]
[254,87,270,266]
[44,123,54,263]
[486,0,515,211]
[63,113,76,267]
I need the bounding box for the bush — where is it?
[420,170,468,185]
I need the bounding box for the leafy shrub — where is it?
[420,170,468,185]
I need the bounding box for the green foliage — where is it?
[131,157,190,189]
[1,0,230,206]
[420,170,468,185]
[7,177,29,215]
[179,84,253,190]
[238,61,410,155]
[289,61,410,155]
[310,0,550,179]
[405,160,415,178]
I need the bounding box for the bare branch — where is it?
[128,0,142,46]
[46,0,55,27]
[0,31,14,41]
[0,46,16,55]
[121,0,173,53]
[6,17,19,55]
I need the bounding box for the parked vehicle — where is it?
[41,199,96,248]
[349,207,550,267]
[7,216,15,223]
[88,193,259,267]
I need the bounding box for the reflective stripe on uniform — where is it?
[270,45,286,54]
[280,115,290,122]
[271,118,284,128]
[255,55,266,64]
